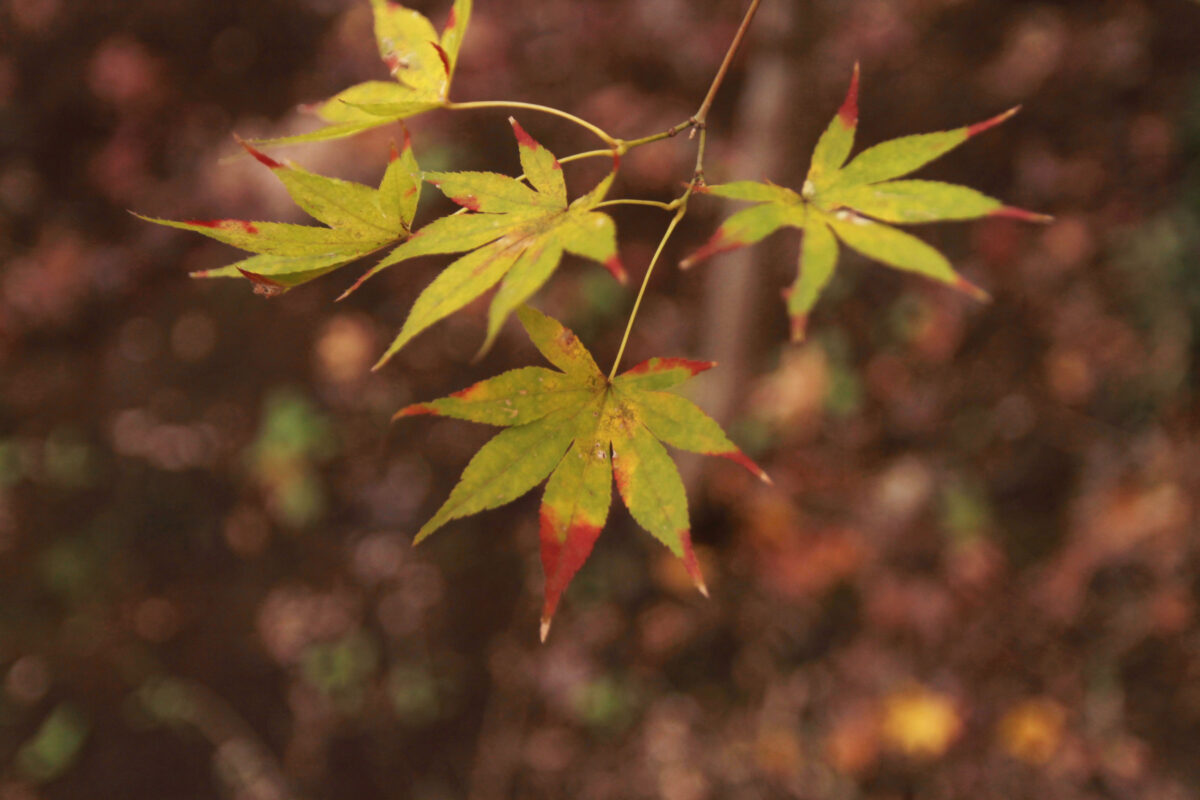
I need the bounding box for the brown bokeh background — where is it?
[3,0,1200,798]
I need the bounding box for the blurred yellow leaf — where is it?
[882,686,960,759]
[997,698,1066,764]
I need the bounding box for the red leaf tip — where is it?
[539,617,551,643]
[967,106,1020,138]
[509,117,539,150]
[604,255,627,284]
[539,513,603,640]
[838,62,860,127]
[680,230,735,270]
[992,206,1054,223]
[235,135,283,169]
[789,312,809,342]
[953,275,992,303]
[336,272,370,302]
[236,268,286,297]
[680,535,709,598]
[719,450,773,485]
[392,403,437,420]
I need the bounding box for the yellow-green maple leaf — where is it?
[682,64,1051,341]
[395,306,770,639]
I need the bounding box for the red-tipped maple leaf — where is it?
[395,305,770,640]
[351,118,626,368]
[683,63,1051,341]
[251,0,472,147]
[138,137,420,293]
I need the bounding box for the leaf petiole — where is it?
[446,100,618,147]
[606,0,761,377]
[558,149,619,166]
[607,204,689,382]
[607,121,710,380]
[593,199,677,212]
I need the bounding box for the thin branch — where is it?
[606,0,762,378]
[694,0,764,125]
[618,118,700,151]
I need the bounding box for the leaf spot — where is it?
[385,53,409,75]
[836,209,869,226]
[238,268,286,297]
[430,41,451,78]
[185,219,259,234]
[454,194,481,212]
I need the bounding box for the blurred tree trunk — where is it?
[685,0,804,483]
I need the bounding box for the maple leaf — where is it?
[682,63,1051,341]
[351,118,627,368]
[394,305,770,640]
[252,0,472,148]
[138,136,421,295]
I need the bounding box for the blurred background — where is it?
[2,0,1200,797]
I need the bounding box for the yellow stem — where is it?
[593,199,676,211]
[608,206,689,381]
[608,126,709,379]
[446,100,618,147]
[558,149,617,165]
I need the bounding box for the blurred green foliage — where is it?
[16,704,89,784]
